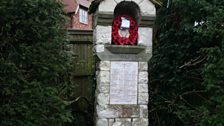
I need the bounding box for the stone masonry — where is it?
[95,61,149,126]
[94,0,156,125]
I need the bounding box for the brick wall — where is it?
[62,0,92,30]
[70,11,92,30]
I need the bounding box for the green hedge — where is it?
[149,0,224,125]
[0,0,77,126]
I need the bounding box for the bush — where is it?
[149,0,224,125]
[0,0,76,125]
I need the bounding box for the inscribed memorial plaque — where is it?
[110,61,138,104]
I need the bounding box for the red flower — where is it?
[111,15,138,45]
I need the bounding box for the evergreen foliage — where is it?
[149,0,224,125]
[0,0,77,125]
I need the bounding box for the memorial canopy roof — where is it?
[89,0,162,14]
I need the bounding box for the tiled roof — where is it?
[62,0,77,13]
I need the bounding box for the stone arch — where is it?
[113,1,141,24]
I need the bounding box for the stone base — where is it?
[95,61,149,126]
[96,117,148,126]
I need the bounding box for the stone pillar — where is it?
[93,0,156,126]
[95,61,149,126]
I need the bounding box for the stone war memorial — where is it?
[93,0,156,125]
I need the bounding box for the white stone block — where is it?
[98,0,116,14]
[95,45,105,53]
[132,118,149,126]
[138,28,153,47]
[140,105,148,118]
[109,118,115,126]
[96,26,112,44]
[97,71,110,85]
[99,61,111,71]
[97,93,109,105]
[138,72,148,84]
[139,0,156,16]
[96,119,108,126]
[96,104,107,111]
[139,62,148,71]
[145,47,152,54]
[96,105,119,118]
[138,93,149,105]
[138,84,148,93]
[112,122,122,126]
[97,84,109,93]
[115,118,132,126]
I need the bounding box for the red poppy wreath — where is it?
[112,15,138,45]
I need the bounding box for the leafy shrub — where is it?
[0,0,76,125]
[149,0,224,125]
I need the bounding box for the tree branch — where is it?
[179,55,207,69]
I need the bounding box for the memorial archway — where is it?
[112,1,141,45]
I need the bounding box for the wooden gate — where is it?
[68,29,95,100]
